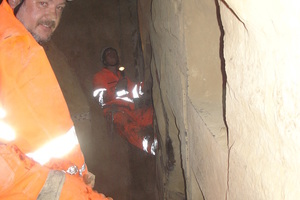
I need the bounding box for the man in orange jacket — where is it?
[93,47,157,155]
[0,0,112,199]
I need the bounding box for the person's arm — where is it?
[94,74,134,110]
[1,33,88,184]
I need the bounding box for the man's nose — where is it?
[46,5,59,21]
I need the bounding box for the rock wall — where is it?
[138,0,227,199]
[139,0,300,199]
[48,0,300,199]
[221,0,300,199]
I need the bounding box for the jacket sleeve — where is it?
[0,33,86,174]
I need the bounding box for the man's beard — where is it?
[30,20,56,44]
[30,31,52,44]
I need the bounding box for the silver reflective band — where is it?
[132,84,143,99]
[139,83,144,96]
[142,137,149,153]
[151,138,158,155]
[142,136,157,155]
[64,163,86,176]
[132,84,139,98]
[37,170,66,200]
[0,121,16,142]
[93,88,107,106]
[116,89,129,97]
[65,165,78,175]
[79,163,86,176]
[26,126,79,165]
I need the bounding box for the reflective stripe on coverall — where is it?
[0,144,110,200]
[93,68,138,110]
[0,1,111,199]
[93,68,157,155]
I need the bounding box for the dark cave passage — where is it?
[44,0,158,199]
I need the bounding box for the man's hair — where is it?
[13,0,72,15]
[14,0,25,16]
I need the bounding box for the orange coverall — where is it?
[0,1,110,199]
[93,68,157,155]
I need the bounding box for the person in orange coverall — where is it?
[0,0,112,199]
[93,47,157,155]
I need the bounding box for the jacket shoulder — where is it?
[0,4,27,42]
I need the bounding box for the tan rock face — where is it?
[140,0,300,199]
[221,0,300,199]
[48,0,300,199]
[139,0,227,199]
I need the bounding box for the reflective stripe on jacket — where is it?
[0,0,85,175]
[0,1,112,199]
[0,144,110,200]
[93,68,143,110]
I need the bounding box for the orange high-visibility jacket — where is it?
[93,68,157,155]
[93,68,144,111]
[0,0,84,171]
[0,1,111,199]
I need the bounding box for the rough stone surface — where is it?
[44,0,300,199]
[221,0,300,199]
[138,0,227,199]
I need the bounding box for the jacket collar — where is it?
[1,0,14,15]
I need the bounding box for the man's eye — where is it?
[39,2,48,7]
[57,5,65,12]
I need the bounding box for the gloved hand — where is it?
[83,171,96,188]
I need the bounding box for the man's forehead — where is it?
[43,0,67,5]
[105,51,117,57]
